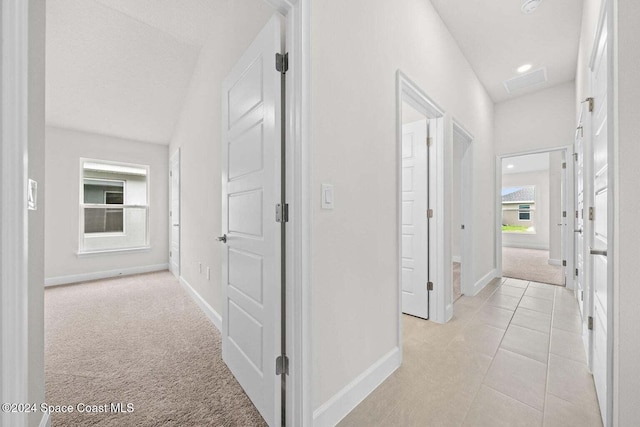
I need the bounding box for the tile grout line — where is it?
[541,286,559,424]
[459,278,530,425]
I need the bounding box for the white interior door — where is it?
[221,14,283,426]
[401,119,430,319]
[574,121,585,315]
[170,149,180,276]
[590,19,609,425]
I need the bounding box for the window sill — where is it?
[77,246,151,257]
[502,231,537,235]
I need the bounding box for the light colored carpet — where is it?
[453,262,462,301]
[45,270,267,427]
[502,247,564,286]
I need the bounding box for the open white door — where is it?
[221,14,284,426]
[401,118,430,319]
[589,18,609,425]
[170,149,180,277]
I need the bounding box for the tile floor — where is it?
[339,278,603,427]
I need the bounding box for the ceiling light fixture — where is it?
[521,0,542,14]
[507,164,515,169]
[517,64,532,73]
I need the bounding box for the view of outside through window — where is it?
[80,160,150,253]
[501,185,536,233]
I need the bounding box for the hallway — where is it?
[340,278,601,426]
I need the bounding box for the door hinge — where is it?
[589,207,595,221]
[574,152,578,161]
[426,137,432,147]
[581,290,584,301]
[575,210,578,219]
[276,354,289,375]
[575,268,579,277]
[586,97,594,112]
[170,251,172,257]
[426,209,433,219]
[562,260,567,267]
[170,171,172,177]
[427,281,434,291]
[275,52,289,73]
[562,162,567,169]
[588,316,594,330]
[275,203,289,223]
[562,211,567,218]
[461,224,465,230]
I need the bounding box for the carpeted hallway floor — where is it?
[502,247,564,286]
[45,270,266,427]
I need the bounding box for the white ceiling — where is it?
[502,152,549,174]
[430,0,584,102]
[46,0,219,144]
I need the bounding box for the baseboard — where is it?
[44,263,169,287]
[468,269,498,297]
[39,412,50,427]
[452,255,462,263]
[313,347,401,427]
[179,276,222,332]
[502,243,549,250]
[548,259,562,266]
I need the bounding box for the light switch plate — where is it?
[321,184,334,210]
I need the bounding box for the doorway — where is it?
[452,121,473,301]
[496,148,574,288]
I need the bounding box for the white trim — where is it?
[38,412,51,427]
[77,246,151,256]
[452,255,462,263]
[179,276,222,331]
[468,269,498,297]
[548,259,562,266]
[44,263,169,287]
[502,243,549,251]
[1,0,30,426]
[312,347,401,427]
[169,148,180,278]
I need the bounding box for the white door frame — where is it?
[452,121,474,298]
[1,1,30,427]
[264,1,312,425]
[495,146,575,289]
[2,0,313,426]
[396,70,448,335]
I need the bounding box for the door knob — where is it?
[574,228,582,233]
[217,234,227,243]
[173,223,179,226]
[590,247,607,256]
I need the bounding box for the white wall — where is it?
[44,126,168,283]
[168,0,274,314]
[614,1,640,424]
[502,170,550,250]
[28,1,46,424]
[495,81,576,156]
[311,0,495,412]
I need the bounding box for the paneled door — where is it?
[401,119,430,319]
[589,17,609,425]
[170,149,180,277]
[221,14,284,427]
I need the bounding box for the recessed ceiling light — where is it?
[517,64,532,73]
[507,164,515,169]
[521,0,542,14]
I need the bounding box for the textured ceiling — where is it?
[46,0,218,144]
[430,0,584,102]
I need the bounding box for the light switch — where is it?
[321,184,334,209]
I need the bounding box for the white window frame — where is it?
[518,204,532,222]
[78,158,151,255]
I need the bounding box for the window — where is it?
[79,159,150,254]
[518,204,531,221]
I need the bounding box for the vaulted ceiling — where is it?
[46,0,220,144]
[430,0,584,102]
